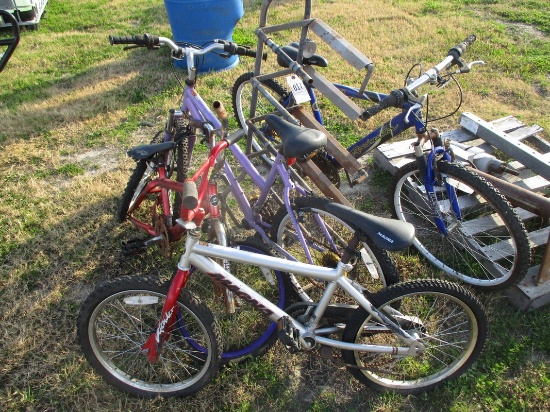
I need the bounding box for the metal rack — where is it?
[245,0,374,204]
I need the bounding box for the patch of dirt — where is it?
[504,21,547,40]
[65,147,122,177]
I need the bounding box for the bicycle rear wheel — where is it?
[341,279,487,394]
[185,237,294,363]
[77,276,221,398]
[390,160,530,289]
[271,196,399,303]
[117,125,189,224]
[232,71,290,165]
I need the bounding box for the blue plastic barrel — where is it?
[163,0,244,72]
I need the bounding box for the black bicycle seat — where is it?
[324,202,415,251]
[277,43,328,68]
[127,141,176,160]
[264,115,326,159]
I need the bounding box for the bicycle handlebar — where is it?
[360,34,477,121]
[109,34,267,60]
[0,10,21,73]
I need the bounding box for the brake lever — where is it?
[404,102,422,124]
[450,60,486,74]
[466,60,486,71]
[404,94,426,124]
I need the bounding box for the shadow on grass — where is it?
[0,194,179,406]
[0,42,179,143]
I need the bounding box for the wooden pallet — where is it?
[373,113,550,310]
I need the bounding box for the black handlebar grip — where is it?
[448,34,476,59]
[240,47,268,60]
[182,180,199,210]
[360,89,405,121]
[236,45,256,58]
[222,42,268,60]
[109,35,140,45]
[109,34,160,48]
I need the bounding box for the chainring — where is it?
[312,153,341,188]
[248,193,279,225]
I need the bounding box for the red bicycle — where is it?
[111,34,294,365]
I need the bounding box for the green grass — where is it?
[0,0,549,411]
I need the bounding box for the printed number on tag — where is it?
[286,75,310,104]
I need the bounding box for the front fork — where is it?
[141,263,193,363]
[204,179,238,314]
[142,178,237,363]
[413,128,461,236]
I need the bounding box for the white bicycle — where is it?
[78,176,488,397]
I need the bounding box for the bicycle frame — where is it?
[294,83,425,159]
[142,225,425,362]
[126,76,224,239]
[271,81,462,237]
[221,143,325,263]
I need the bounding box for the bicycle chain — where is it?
[312,152,341,188]
[249,193,278,225]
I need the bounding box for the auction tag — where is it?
[285,75,310,104]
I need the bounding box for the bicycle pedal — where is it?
[277,316,301,353]
[121,239,148,256]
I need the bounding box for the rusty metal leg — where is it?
[298,159,352,207]
[466,166,550,219]
[292,106,365,179]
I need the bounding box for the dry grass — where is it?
[1,0,549,411]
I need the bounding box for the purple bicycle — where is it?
[112,34,401,364]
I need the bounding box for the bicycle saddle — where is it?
[277,43,328,68]
[325,202,415,251]
[127,141,176,160]
[264,115,326,159]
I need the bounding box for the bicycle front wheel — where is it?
[391,160,530,289]
[271,196,399,303]
[77,276,221,398]
[186,237,294,363]
[341,279,488,394]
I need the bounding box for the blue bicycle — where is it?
[232,35,531,290]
